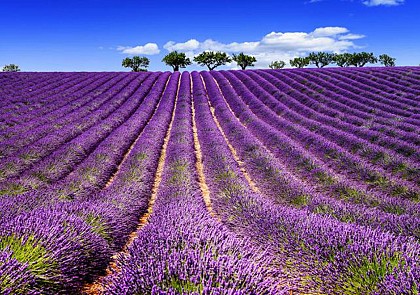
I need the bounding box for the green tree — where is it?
[232,52,257,70]
[348,52,378,67]
[2,64,20,72]
[122,56,149,72]
[290,57,310,68]
[379,54,396,67]
[308,52,335,68]
[333,53,353,67]
[193,51,232,70]
[269,60,286,69]
[162,51,192,71]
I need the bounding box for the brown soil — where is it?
[204,75,261,194]
[190,84,215,217]
[104,77,172,189]
[83,75,180,295]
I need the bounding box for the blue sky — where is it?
[0,0,419,71]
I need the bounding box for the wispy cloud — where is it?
[117,43,160,55]
[162,27,364,68]
[362,0,404,6]
[307,0,405,6]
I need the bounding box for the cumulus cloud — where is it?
[117,43,160,55]
[339,33,366,40]
[312,27,349,37]
[308,0,404,5]
[163,39,200,51]
[362,0,404,6]
[163,27,364,68]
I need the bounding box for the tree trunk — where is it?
[173,65,179,71]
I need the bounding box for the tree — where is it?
[162,51,191,71]
[347,52,378,67]
[193,51,232,70]
[269,60,286,69]
[2,64,20,72]
[379,54,396,67]
[290,57,310,68]
[232,52,257,70]
[122,56,149,72]
[333,53,353,67]
[308,52,335,68]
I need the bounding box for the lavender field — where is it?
[0,67,419,294]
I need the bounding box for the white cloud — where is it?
[363,0,404,6]
[339,33,366,40]
[312,27,349,37]
[308,0,404,6]
[163,27,364,68]
[163,39,200,51]
[117,43,160,55]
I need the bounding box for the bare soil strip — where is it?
[190,80,215,217]
[83,75,180,295]
[202,75,262,195]
[104,76,171,189]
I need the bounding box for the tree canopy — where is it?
[2,64,20,72]
[347,52,378,67]
[269,60,286,69]
[122,56,150,72]
[308,52,335,68]
[333,53,353,67]
[232,53,257,70]
[290,57,310,68]
[379,54,396,67]
[162,51,192,71]
[193,51,232,70]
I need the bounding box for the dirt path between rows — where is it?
[204,75,261,195]
[190,81,215,218]
[104,76,171,189]
[83,75,180,295]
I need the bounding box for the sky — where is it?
[0,0,419,72]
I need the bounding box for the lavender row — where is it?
[302,69,420,128]
[0,72,124,145]
[0,73,144,184]
[0,73,109,139]
[302,68,419,118]
[252,69,420,154]
[201,71,420,238]
[0,73,132,160]
[334,67,420,98]
[0,73,109,132]
[226,71,420,183]
[0,72,88,132]
[258,69,420,145]
[102,71,281,295]
[0,72,78,111]
[211,71,420,203]
[213,71,417,214]
[318,68,420,110]
[50,72,170,199]
[0,72,179,293]
[0,73,158,196]
[198,71,420,294]
[267,69,420,134]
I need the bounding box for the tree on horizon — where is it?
[232,53,257,70]
[162,51,191,71]
[122,56,150,72]
[269,60,286,69]
[194,51,232,70]
[290,57,310,68]
[2,64,20,72]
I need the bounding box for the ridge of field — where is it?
[0,67,419,295]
